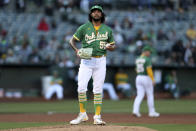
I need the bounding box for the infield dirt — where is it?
[2,125,157,131]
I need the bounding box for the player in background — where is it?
[133,46,160,117]
[115,68,131,98]
[69,5,116,125]
[45,71,63,100]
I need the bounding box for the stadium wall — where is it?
[0,65,195,97]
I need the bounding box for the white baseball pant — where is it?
[77,57,106,94]
[45,84,63,100]
[133,75,156,114]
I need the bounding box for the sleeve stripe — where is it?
[109,41,115,45]
[73,35,80,41]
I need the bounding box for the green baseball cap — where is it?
[90,5,103,12]
[142,46,153,53]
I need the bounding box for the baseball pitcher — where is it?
[69,5,115,125]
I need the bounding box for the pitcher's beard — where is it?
[92,17,101,22]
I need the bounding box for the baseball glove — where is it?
[77,48,93,59]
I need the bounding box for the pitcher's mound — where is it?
[4,125,157,131]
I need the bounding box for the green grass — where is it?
[0,99,195,114]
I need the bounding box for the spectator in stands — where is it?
[0,23,7,37]
[80,0,89,13]
[121,17,133,29]
[47,36,60,51]
[59,57,74,68]
[50,19,57,30]
[19,40,32,63]
[115,68,132,98]
[186,24,196,41]
[37,18,49,32]
[135,40,143,56]
[37,35,48,49]
[157,29,169,41]
[19,34,31,47]
[60,34,69,49]
[164,70,180,99]
[147,29,156,42]
[135,29,145,41]
[9,36,19,49]
[187,57,195,67]
[15,0,26,13]
[171,40,185,65]
[168,29,177,42]
[0,36,9,55]
[28,48,42,64]
[184,43,192,65]
[114,20,122,33]
[45,70,64,100]
[114,31,124,49]
[32,0,44,7]
[44,4,54,16]
[5,49,18,63]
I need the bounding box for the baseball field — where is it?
[0,99,196,131]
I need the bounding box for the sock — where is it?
[78,92,87,113]
[94,93,102,116]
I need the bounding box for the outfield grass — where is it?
[0,99,196,114]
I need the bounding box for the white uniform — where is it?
[133,54,159,117]
[45,83,63,100]
[78,57,106,94]
[133,75,156,114]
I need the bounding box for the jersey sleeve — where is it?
[73,25,84,41]
[107,29,115,45]
[146,57,152,68]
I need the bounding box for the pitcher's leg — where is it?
[77,64,92,113]
[78,64,92,93]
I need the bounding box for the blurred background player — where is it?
[115,68,132,98]
[102,82,119,101]
[45,71,63,100]
[164,70,180,99]
[69,5,116,125]
[133,46,160,117]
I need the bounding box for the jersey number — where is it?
[99,41,106,49]
[136,58,145,73]
[136,63,144,73]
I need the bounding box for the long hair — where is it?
[88,11,105,23]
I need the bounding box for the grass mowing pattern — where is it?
[0,99,196,114]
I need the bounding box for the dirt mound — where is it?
[3,125,156,131]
